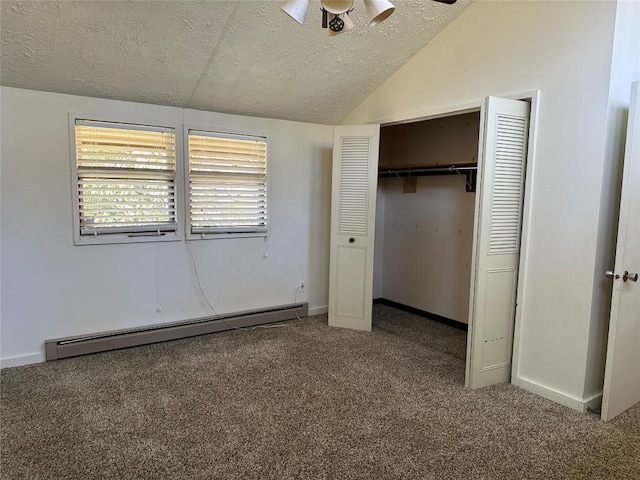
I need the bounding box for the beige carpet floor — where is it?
[1,304,639,479]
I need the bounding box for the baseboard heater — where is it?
[45,302,308,361]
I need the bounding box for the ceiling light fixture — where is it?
[280,0,457,35]
[363,0,395,26]
[280,0,310,25]
[322,0,354,14]
[328,11,355,36]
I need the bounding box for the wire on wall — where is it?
[185,241,307,331]
[154,240,163,314]
[263,235,269,259]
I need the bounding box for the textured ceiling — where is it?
[0,0,473,124]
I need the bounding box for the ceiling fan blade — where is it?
[432,0,457,4]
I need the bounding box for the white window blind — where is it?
[188,131,268,235]
[74,120,177,236]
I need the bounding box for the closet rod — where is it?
[378,164,477,178]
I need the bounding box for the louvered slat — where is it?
[338,137,370,236]
[188,131,267,234]
[489,114,527,254]
[75,121,177,236]
[76,124,175,172]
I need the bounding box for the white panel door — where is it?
[602,82,640,421]
[466,97,531,389]
[328,125,380,331]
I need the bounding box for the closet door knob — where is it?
[623,271,638,282]
[349,237,355,243]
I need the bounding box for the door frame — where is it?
[374,90,541,384]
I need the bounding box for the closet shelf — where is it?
[378,163,477,192]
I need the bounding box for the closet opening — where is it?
[372,110,481,369]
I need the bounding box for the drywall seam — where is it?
[186,2,241,107]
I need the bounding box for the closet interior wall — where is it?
[374,112,480,325]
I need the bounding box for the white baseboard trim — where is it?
[584,392,603,412]
[308,306,328,316]
[513,376,602,413]
[1,352,46,369]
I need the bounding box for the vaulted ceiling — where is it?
[1,0,472,124]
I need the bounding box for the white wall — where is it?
[379,175,475,323]
[0,87,333,367]
[344,0,621,408]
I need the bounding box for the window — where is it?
[73,120,178,243]
[187,130,268,236]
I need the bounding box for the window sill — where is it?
[74,231,183,246]
[187,231,269,241]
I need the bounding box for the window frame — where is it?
[183,123,270,241]
[69,113,185,246]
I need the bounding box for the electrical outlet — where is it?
[299,282,305,292]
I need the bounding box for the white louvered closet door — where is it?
[466,97,531,389]
[328,125,380,331]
